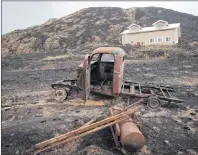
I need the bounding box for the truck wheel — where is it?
[54,88,67,102]
[147,96,161,110]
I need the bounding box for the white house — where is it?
[120,20,181,45]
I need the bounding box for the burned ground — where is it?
[1,47,198,155]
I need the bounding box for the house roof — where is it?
[120,23,180,35]
[127,24,142,29]
[152,20,168,26]
[92,47,126,56]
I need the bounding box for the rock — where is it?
[164,140,170,145]
[15,150,19,155]
[177,151,184,155]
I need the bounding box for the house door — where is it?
[137,42,140,46]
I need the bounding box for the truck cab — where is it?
[77,47,126,100]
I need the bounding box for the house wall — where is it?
[122,28,178,45]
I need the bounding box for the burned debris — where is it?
[30,47,186,154]
[34,103,134,153]
[33,99,145,154]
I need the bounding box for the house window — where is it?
[166,36,171,42]
[155,22,167,28]
[157,37,163,43]
[141,41,146,46]
[149,38,155,44]
[130,26,141,31]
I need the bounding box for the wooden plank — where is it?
[34,117,128,154]
[124,98,144,110]
[35,109,134,149]
[35,108,135,149]
[78,118,96,129]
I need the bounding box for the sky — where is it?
[2,1,198,34]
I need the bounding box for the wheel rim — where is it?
[148,98,160,109]
[54,88,67,101]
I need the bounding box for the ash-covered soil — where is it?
[1,49,198,155]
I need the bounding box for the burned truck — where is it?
[51,47,183,109]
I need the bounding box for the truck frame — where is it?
[51,47,184,109]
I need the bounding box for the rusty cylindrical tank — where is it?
[109,107,145,152]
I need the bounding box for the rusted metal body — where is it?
[109,100,145,152]
[51,47,184,106]
[82,54,91,102]
[77,47,125,95]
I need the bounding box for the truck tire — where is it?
[147,96,161,110]
[54,88,67,102]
